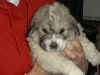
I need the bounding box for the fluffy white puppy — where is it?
[27,2,100,75]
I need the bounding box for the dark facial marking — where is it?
[42,28,48,34]
[59,28,65,34]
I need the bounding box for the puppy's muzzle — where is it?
[50,42,58,49]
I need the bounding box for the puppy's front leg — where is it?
[79,35,100,66]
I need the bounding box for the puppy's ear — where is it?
[27,18,39,43]
[27,17,38,38]
[71,17,84,35]
[76,23,84,34]
[73,17,84,34]
[30,16,38,30]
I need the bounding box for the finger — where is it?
[74,50,85,57]
[71,41,83,51]
[64,41,85,59]
[64,48,83,59]
[71,41,85,57]
[64,49,76,59]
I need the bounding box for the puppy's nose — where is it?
[50,42,58,49]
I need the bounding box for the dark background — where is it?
[56,0,83,21]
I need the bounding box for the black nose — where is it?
[50,42,58,49]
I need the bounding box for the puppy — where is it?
[27,2,100,75]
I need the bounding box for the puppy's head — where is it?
[28,2,83,52]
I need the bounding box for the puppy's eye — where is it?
[42,28,48,33]
[60,28,65,34]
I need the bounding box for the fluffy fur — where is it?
[27,2,100,75]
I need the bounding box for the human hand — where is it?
[64,41,88,73]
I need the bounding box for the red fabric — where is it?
[0,0,55,75]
